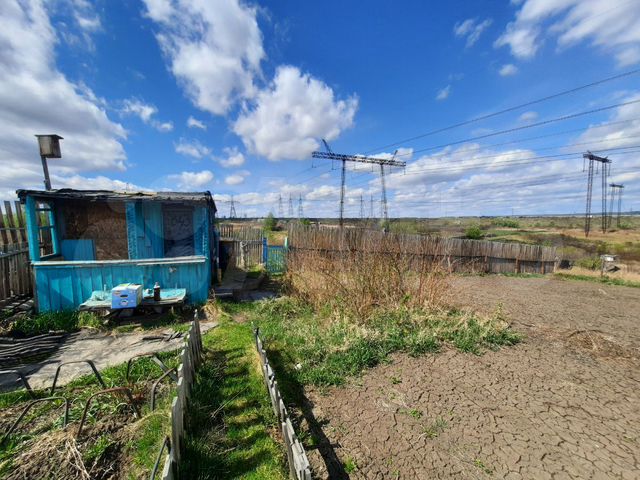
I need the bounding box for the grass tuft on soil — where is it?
[222,297,520,390]
[180,320,287,480]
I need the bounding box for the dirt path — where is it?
[305,277,640,479]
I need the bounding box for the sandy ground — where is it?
[304,276,640,479]
[1,322,217,391]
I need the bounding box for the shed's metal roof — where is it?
[16,188,216,211]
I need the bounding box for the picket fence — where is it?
[152,311,203,480]
[254,327,311,480]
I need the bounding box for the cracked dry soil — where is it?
[305,277,640,479]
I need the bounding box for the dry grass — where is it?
[285,230,450,320]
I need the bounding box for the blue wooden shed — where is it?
[16,189,218,312]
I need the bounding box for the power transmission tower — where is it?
[229,195,237,218]
[287,194,294,218]
[359,195,365,219]
[277,194,284,217]
[583,152,611,237]
[312,140,405,227]
[297,195,304,218]
[609,183,624,228]
[369,195,374,219]
[379,150,397,227]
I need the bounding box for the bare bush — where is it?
[285,228,450,320]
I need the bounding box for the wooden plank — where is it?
[13,201,26,243]
[0,203,10,248]
[3,202,19,245]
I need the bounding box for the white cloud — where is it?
[121,99,173,132]
[187,115,206,130]
[518,111,538,122]
[454,18,493,47]
[166,170,214,189]
[224,170,250,186]
[71,0,101,33]
[233,66,358,161]
[499,63,519,76]
[55,0,103,51]
[122,99,157,122]
[0,0,127,199]
[436,85,451,101]
[53,174,148,192]
[496,0,640,65]
[174,138,212,159]
[218,146,245,168]
[577,91,640,150]
[155,121,174,132]
[142,0,264,115]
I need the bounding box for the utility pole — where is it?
[297,194,304,218]
[312,141,405,227]
[277,194,284,218]
[583,152,611,237]
[288,194,294,218]
[229,195,237,218]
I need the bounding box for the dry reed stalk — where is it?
[285,228,451,320]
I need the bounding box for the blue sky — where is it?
[2,0,640,218]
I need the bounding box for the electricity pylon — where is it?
[312,140,405,226]
[297,195,304,218]
[287,194,294,217]
[609,183,624,229]
[229,195,237,218]
[583,152,611,236]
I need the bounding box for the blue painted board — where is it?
[61,239,95,261]
[33,256,210,312]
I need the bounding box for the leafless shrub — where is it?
[285,228,450,320]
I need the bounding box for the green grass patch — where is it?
[554,273,640,288]
[0,347,182,478]
[244,298,520,389]
[180,320,287,480]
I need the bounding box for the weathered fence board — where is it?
[254,328,312,480]
[0,201,55,305]
[153,311,203,480]
[219,224,265,269]
[287,226,557,275]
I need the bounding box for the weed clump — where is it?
[252,298,520,388]
[285,229,450,320]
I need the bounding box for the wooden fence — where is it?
[219,224,264,269]
[1,201,37,305]
[153,311,202,480]
[254,328,311,480]
[287,226,557,274]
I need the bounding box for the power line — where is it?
[290,116,640,188]
[365,68,640,153]
[390,98,640,159]
[343,144,640,190]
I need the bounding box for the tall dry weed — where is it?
[285,228,450,320]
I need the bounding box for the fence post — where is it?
[170,396,182,466]
[262,237,268,264]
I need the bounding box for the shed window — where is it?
[163,206,194,257]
